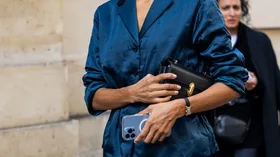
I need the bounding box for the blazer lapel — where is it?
[117,0,139,41]
[139,0,173,38]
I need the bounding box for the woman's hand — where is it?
[134,99,186,144]
[246,71,258,91]
[129,73,181,104]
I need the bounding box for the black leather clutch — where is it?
[214,97,251,145]
[158,58,250,145]
[214,114,250,144]
[158,58,213,100]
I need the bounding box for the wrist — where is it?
[125,85,137,104]
[175,99,187,118]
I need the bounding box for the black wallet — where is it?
[158,57,213,100]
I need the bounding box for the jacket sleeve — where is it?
[264,33,280,110]
[192,0,248,95]
[82,9,108,116]
[276,65,280,110]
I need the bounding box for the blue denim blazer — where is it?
[82,0,248,156]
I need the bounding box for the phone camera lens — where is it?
[131,133,136,138]
[128,128,133,133]
[125,134,130,139]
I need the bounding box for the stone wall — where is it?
[0,0,108,157]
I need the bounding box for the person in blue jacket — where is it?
[82,0,248,156]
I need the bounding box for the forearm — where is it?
[190,83,240,113]
[91,73,180,111]
[176,83,240,117]
[92,86,135,111]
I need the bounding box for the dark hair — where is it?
[217,0,251,23]
[240,0,250,23]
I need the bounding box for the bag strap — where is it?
[161,57,177,66]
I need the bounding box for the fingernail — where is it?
[175,91,179,94]
[173,74,177,78]
[177,85,181,89]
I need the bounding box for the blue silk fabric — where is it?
[82,0,248,156]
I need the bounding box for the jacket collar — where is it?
[116,0,173,40]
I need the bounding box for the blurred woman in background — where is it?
[214,0,280,157]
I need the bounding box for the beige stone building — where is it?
[0,0,279,157]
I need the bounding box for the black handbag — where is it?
[158,58,251,145]
[158,57,213,99]
[214,97,251,145]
